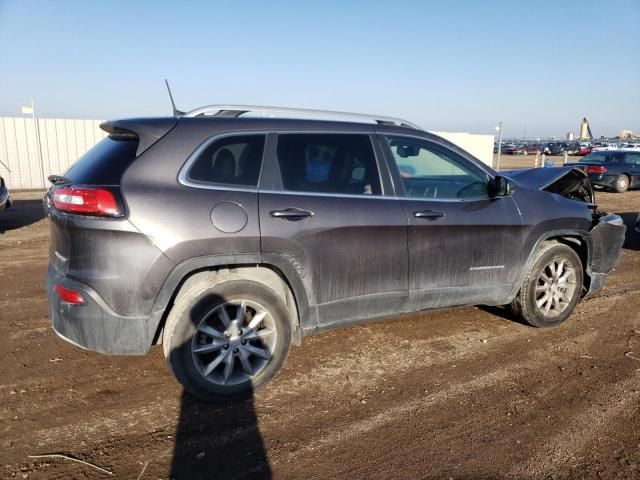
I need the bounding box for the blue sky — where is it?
[0,0,638,138]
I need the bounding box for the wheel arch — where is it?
[509,229,593,301]
[148,255,313,348]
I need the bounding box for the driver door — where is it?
[379,134,523,312]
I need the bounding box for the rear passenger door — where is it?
[259,132,409,331]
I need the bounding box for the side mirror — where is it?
[490,175,514,197]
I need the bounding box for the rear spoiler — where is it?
[100,117,177,156]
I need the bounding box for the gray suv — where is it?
[44,105,626,401]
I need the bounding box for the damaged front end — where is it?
[586,213,626,295]
[505,166,626,296]
[503,166,595,204]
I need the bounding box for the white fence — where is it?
[0,117,107,190]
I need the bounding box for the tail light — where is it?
[586,165,607,174]
[54,284,85,305]
[51,186,122,216]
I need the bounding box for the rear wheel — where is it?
[163,278,292,402]
[613,174,629,193]
[512,242,583,327]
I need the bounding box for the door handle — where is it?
[270,208,313,220]
[413,209,445,219]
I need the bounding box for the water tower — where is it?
[579,117,593,140]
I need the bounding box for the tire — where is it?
[511,242,583,328]
[163,277,292,402]
[613,174,629,193]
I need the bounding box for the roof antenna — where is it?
[164,79,184,116]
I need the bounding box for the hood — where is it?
[502,166,585,189]
[502,166,594,204]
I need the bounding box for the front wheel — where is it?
[163,278,292,402]
[511,242,583,327]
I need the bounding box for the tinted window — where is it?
[581,153,620,163]
[276,134,381,195]
[625,153,640,165]
[384,135,488,199]
[188,135,265,187]
[64,137,138,185]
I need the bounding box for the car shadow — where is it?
[477,305,530,326]
[0,199,45,233]
[169,291,272,480]
[617,212,640,251]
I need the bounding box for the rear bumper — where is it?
[47,265,152,355]
[584,213,626,296]
[587,173,618,188]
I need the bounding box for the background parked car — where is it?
[546,143,565,155]
[565,142,581,155]
[0,176,11,212]
[500,144,524,155]
[574,150,640,192]
[577,144,593,156]
[522,144,551,155]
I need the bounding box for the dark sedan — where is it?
[0,176,11,211]
[546,143,565,155]
[522,144,551,155]
[576,151,640,192]
[501,144,524,155]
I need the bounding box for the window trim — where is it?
[178,131,269,191]
[379,133,493,202]
[270,131,388,197]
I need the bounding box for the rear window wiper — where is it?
[48,175,72,185]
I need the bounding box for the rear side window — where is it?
[64,137,138,185]
[624,153,640,165]
[276,134,381,195]
[582,153,621,163]
[187,135,265,187]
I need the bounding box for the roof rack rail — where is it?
[182,104,422,130]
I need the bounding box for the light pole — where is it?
[21,99,45,188]
[495,122,503,171]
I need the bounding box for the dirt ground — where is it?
[1,160,639,479]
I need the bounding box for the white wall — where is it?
[0,117,107,190]
[431,131,495,168]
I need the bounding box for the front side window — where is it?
[384,136,488,200]
[276,134,381,195]
[187,135,265,187]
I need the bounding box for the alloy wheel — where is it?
[191,299,277,385]
[535,258,577,318]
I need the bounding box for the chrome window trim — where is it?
[178,130,491,203]
[259,189,491,203]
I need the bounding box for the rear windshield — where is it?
[580,153,620,163]
[64,137,139,185]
